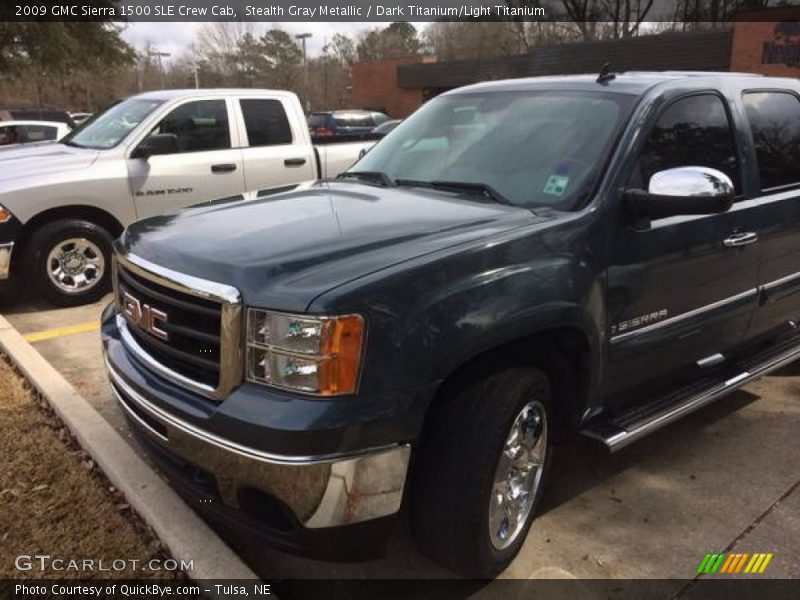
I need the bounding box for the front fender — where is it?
[392,258,604,385]
[0,159,134,225]
[311,222,606,399]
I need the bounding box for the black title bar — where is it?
[3,0,799,22]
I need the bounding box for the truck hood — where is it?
[121,182,536,311]
[0,143,100,184]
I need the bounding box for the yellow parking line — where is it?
[23,321,100,343]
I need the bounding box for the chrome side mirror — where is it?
[627,166,735,219]
[649,166,734,198]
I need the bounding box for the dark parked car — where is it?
[102,72,800,577]
[308,109,390,137]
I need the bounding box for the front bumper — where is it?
[106,357,410,529]
[101,305,421,558]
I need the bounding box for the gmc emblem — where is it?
[121,290,169,341]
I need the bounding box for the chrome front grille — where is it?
[113,248,243,400]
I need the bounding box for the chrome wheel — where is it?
[489,400,547,550]
[46,238,105,294]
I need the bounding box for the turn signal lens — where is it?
[0,205,11,223]
[246,309,365,396]
[319,315,364,395]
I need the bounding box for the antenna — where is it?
[597,62,616,85]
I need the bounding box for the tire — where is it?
[24,219,114,307]
[410,367,553,577]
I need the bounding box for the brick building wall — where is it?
[731,7,800,77]
[351,58,424,119]
[352,14,800,121]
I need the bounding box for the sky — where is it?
[120,21,430,61]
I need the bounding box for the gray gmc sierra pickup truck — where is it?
[102,72,800,576]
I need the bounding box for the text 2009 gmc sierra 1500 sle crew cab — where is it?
[0,89,372,306]
[101,72,800,576]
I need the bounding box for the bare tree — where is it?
[599,0,657,38]
[357,22,422,62]
[193,22,254,84]
[425,21,581,61]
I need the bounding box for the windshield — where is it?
[352,91,633,209]
[62,98,164,149]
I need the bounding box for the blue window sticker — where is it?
[543,175,569,196]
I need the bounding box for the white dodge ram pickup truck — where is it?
[0,88,373,305]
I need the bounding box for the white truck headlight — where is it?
[246,309,365,395]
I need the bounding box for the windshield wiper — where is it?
[431,181,513,205]
[337,170,396,187]
[396,179,513,206]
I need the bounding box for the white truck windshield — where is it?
[63,98,164,149]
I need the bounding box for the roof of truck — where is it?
[449,71,798,96]
[131,88,299,101]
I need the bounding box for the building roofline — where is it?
[397,29,735,91]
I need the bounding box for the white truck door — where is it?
[128,97,245,218]
[234,97,315,192]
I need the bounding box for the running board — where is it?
[581,338,800,452]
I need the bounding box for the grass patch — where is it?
[0,355,180,579]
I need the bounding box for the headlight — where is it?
[246,309,365,396]
[0,205,11,224]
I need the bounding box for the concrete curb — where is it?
[0,313,260,583]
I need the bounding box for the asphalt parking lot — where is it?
[1,280,798,588]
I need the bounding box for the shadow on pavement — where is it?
[542,388,759,513]
[0,275,52,314]
[771,360,800,377]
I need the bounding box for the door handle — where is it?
[723,232,758,248]
[284,158,307,167]
[211,163,237,173]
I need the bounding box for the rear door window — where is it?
[240,99,293,146]
[743,91,800,191]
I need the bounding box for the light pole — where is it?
[322,38,329,109]
[148,50,171,89]
[295,33,312,112]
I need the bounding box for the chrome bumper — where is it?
[0,242,13,279]
[105,358,410,529]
